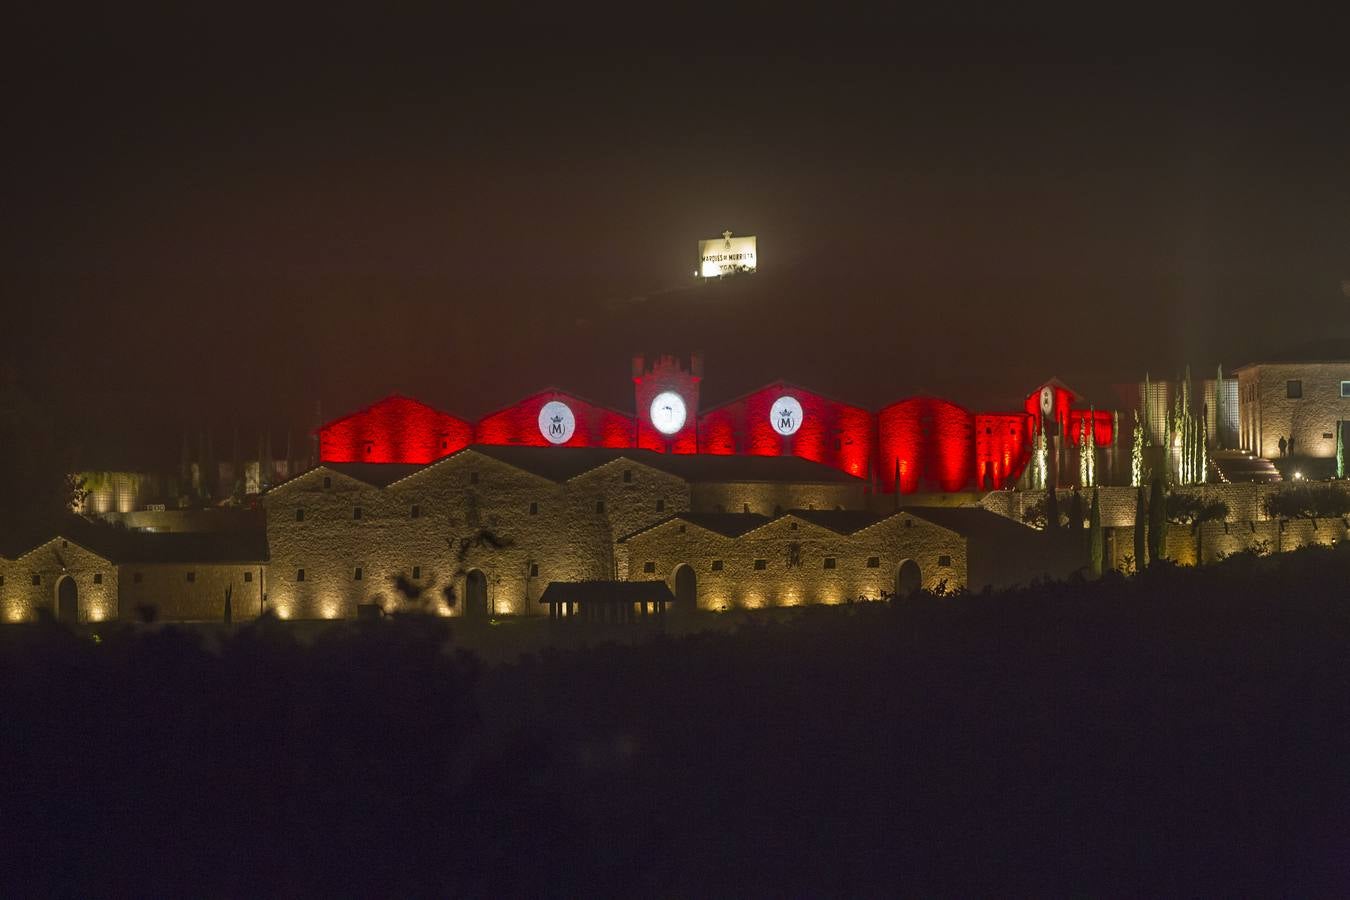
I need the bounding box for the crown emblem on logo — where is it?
[551,415,563,424]
[779,408,793,419]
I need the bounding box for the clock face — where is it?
[649,391,687,435]
[769,396,804,436]
[537,400,576,445]
[1039,387,1054,416]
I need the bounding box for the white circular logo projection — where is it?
[770,395,804,436]
[649,391,687,435]
[538,400,576,445]
[1039,386,1054,416]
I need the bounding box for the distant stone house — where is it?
[0,527,266,624]
[1235,342,1350,462]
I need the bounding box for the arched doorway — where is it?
[895,560,922,599]
[673,564,697,612]
[56,576,78,622]
[465,569,489,619]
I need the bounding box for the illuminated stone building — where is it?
[1235,345,1350,465]
[0,528,265,624]
[262,445,868,620]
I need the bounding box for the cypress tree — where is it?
[1045,465,1060,532]
[1070,486,1084,530]
[1133,484,1147,573]
[1147,472,1166,565]
[1089,486,1103,578]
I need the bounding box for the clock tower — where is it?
[633,352,702,453]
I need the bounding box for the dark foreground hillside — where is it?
[4,548,1350,895]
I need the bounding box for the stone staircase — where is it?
[1211,450,1282,484]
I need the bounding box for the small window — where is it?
[244,571,253,583]
[93,573,103,584]
[32,574,40,586]
[61,540,68,549]
[789,522,798,530]
[938,555,952,567]
[710,560,724,572]
[353,506,362,520]
[753,559,767,571]
[295,508,305,521]
[412,566,421,580]
[133,572,142,584]
[529,563,539,578]
[187,572,197,583]
[294,570,302,582]
[643,561,656,574]
[904,519,913,528]
[323,476,332,489]
[655,499,665,512]
[823,557,837,569]
[595,499,606,514]
[469,471,479,485]
[529,502,538,515]
[677,524,686,533]
[1287,380,1303,399]
[1341,381,1350,398]
[0,575,4,586]
[441,439,448,450]
[867,556,880,568]
[411,504,420,518]
[742,503,750,513]
[623,469,632,483]
[354,567,363,581]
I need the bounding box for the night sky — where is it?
[5,10,1348,463]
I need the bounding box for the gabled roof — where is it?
[784,509,894,535]
[321,462,427,488]
[617,512,771,542]
[315,392,467,433]
[539,580,675,605]
[630,452,862,485]
[902,507,1036,542]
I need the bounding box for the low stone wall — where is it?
[1105,517,1350,572]
[981,482,1350,530]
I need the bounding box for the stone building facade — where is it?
[262,445,879,619]
[0,537,119,624]
[617,510,967,609]
[1236,360,1350,460]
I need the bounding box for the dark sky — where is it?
[5,9,1349,463]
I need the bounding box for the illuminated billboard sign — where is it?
[698,231,757,277]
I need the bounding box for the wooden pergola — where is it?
[539,580,675,623]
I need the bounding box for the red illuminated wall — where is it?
[878,397,976,494]
[633,354,701,454]
[1025,382,1078,437]
[1066,409,1114,447]
[974,412,1035,490]
[318,394,473,464]
[475,390,635,448]
[698,382,874,479]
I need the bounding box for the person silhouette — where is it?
[1288,435,1296,457]
[1278,435,1287,457]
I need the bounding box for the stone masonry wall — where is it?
[619,512,965,610]
[0,538,119,623]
